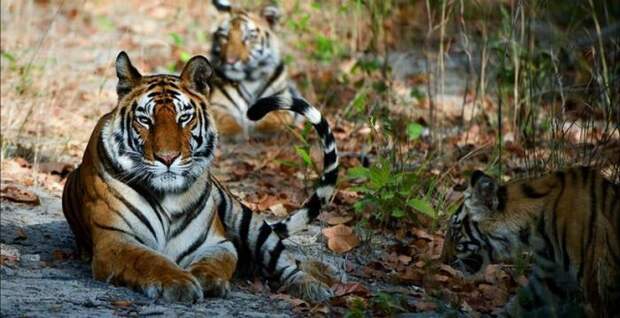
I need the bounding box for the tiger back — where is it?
[441,167,620,317]
[62,52,339,303]
[208,0,299,138]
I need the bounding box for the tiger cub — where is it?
[62,52,339,303]
[208,0,300,138]
[441,167,619,317]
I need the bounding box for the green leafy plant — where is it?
[312,35,339,62]
[344,296,367,318]
[348,157,437,226]
[372,292,406,315]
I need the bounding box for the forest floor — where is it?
[0,137,519,318]
[0,157,450,318]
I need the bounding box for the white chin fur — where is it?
[150,173,188,192]
[224,69,245,81]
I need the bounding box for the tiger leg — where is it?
[211,108,244,137]
[254,111,292,134]
[187,216,238,297]
[91,231,203,303]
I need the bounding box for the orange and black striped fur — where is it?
[62,52,339,303]
[441,167,620,317]
[208,0,299,138]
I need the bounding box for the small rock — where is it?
[20,254,41,268]
[1,266,16,276]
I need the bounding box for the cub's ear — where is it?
[470,170,501,210]
[212,0,232,12]
[180,55,213,95]
[115,51,142,99]
[470,170,488,187]
[261,4,281,27]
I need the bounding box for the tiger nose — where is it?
[226,56,239,64]
[154,151,180,167]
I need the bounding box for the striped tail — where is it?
[248,96,339,238]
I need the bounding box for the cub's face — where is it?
[101,52,217,193]
[210,4,281,81]
[441,171,510,274]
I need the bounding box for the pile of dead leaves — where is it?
[351,227,524,315]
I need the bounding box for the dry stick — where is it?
[457,0,474,131]
[424,0,435,145]
[589,0,611,109]
[498,0,523,177]
[588,0,616,169]
[471,24,488,146]
[511,2,522,146]
[437,0,448,154]
[549,50,568,169]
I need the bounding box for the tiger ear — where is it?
[212,0,232,12]
[470,170,500,209]
[180,55,213,95]
[261,4,281,27]
[115,51,142,99]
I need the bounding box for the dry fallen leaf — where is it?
[412,228,434,241]
[326,215,353,225]
[322,224,359,254]
[111,300,133,308]
[332,282,369,297]
[439,264,459,277]
[478,283,509,307]
[15,228,28,241]
[269,203,288,218]
[271,293,309,312]
[257,194,281,211]
[433,274,450,283]
[398,255,412,265]
[0,186,40,205]
[414,301,438,312]
[37,162,74,177]
[51,249,73,262]
[396,267,424,285]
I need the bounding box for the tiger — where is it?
[441,167,620,317]
[207,0,301,138]
[61,51,339,303]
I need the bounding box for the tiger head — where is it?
[100,52,217,193]
[441,171,529,274]
[210,1,282,81]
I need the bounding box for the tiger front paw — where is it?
[283,273,334,303]
[188,257,235,298]
[142,271,204,303]
[198,277,231,297]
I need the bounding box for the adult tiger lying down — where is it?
[62,52,339,303]
[208,0,301,139]
[441,167,619,317]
